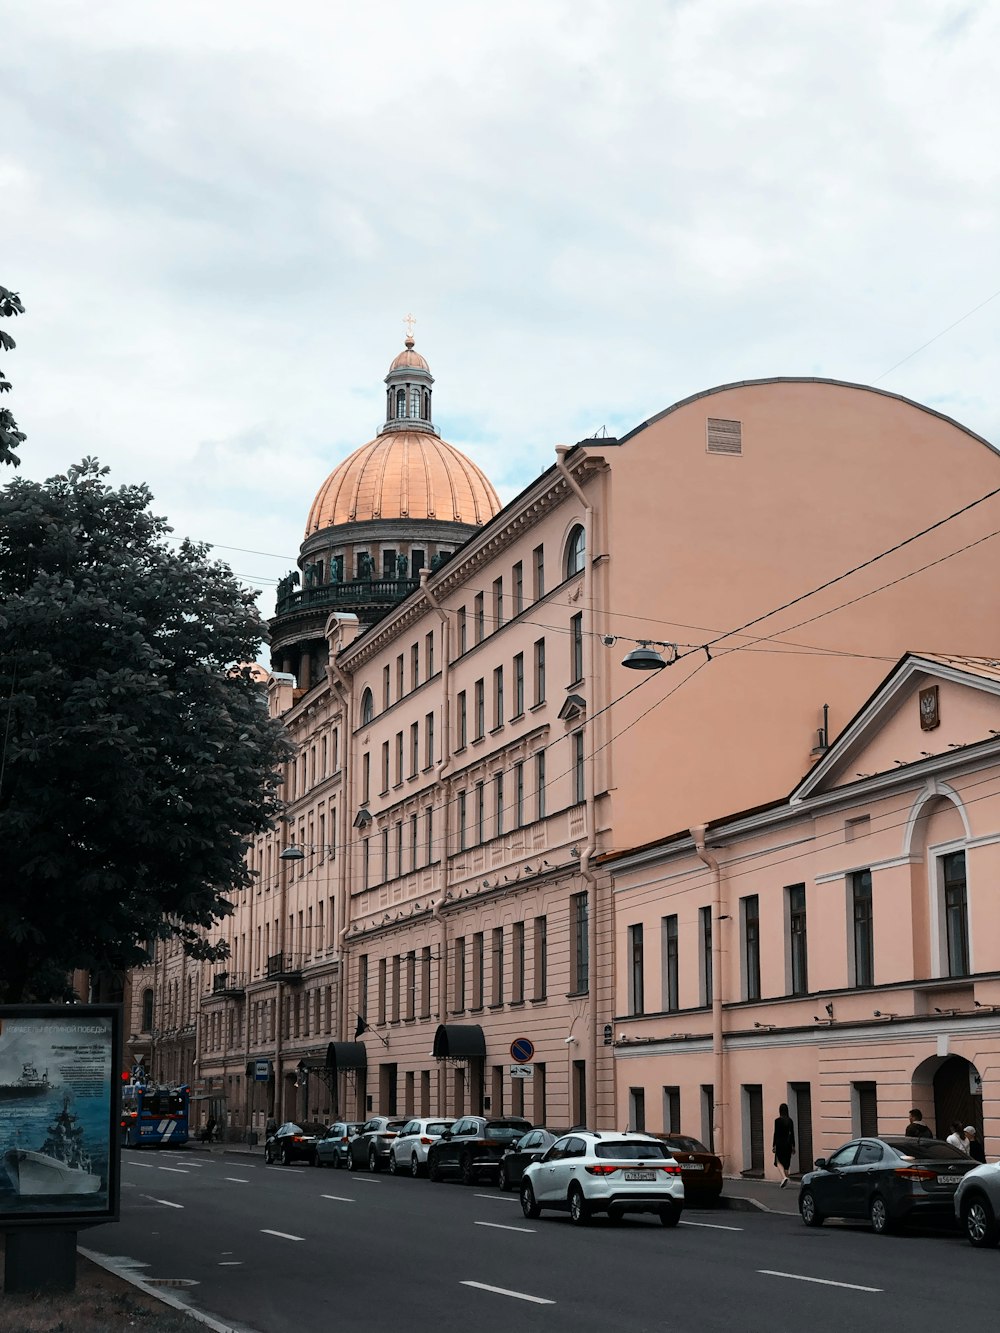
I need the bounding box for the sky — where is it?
[3,1,998,616]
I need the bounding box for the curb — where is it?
[79,1247,262,1333]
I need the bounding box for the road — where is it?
[85,1148,996,1333]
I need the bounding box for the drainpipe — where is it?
[422,572,453,1110]
[692,824,726,1167]
[555,446,599,1127]
[327,651,354,1118]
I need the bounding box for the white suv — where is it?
[387,1118,455,1177]
[520,1131,684,1226]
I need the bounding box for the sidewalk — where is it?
[718,1175,800,1216]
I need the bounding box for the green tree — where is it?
[0,459,293,1002]
[0,284,26,467]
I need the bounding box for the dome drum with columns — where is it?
[269,332,500,686]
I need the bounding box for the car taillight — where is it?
[895,1167,936,1180]
[585,1165,620,1175]
[420,1136,434,1145]
[659,1164,682,1175]
[341,1136,349,1143]
[292,1136,303,1142]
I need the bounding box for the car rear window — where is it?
[426,1122,451,1135]
[301,1123,326,1136]
[660,1136,709,1154]
[884,1138,971,1161]
[596,1140,672,1160]
[386,1119,409,1131]
[485,1123,530,1142]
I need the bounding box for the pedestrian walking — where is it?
[772,1102,796,1188]
[904,1108,933,1139]
[946,1122,969,1153]
[965,1126,985,1163]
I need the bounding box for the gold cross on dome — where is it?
[403,313,416,340]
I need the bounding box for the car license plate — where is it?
[682,1163,704,1171]
[938,1174,962,1185]
[624,1170,655,1181]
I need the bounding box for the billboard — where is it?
[0,1005,121,1226]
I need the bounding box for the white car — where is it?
[520,1131,684,1226]
[388,1117,456,1177]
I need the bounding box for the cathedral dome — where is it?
[305,429,500,533]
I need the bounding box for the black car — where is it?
[498,1128,566,1192]
[799,1135,980,1233]
[264,1121,326,1165]
[348,1116,410,1172]
[428,1116,532,1186]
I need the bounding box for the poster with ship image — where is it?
[0,1005,121,1226]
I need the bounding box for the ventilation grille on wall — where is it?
[706,417,742,455]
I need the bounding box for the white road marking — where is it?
[680,1220,744,1232]
[461,1281,554,1306]
[474,1221,535,1234]
[261,1229,305,1242]
[321,1195,356,1203]
[218,1261,243,1266]
[143,1196,184,1209]
[474,1193,519,1202]
[158,1166,189,1174]
[353,1176,381,1183]
[126,1161,156,1169]
[759,1270,882,1293]
[224,1177,250,1183]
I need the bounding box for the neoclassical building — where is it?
[142,339,1000,1155]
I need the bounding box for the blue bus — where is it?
[121,1083,191,1147]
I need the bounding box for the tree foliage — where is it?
[0,460,293,1001]
[0,284,26,467]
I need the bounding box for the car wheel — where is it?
[498,1163,511,1193]
[264,1145,273,1165]
[659,1204,681,1228]
[281,1144,291,1166]
[368,1146,380,1173]
[311,1150,322,1168]
[569,1184,590,1226]
[332,1152,342,1170]
[964,1194,1000,1248]
[388,1151,399,1176]
[348,1147,360,1171]
[410,1153,422,1179]
[869,1194,897,1235]
[799,1188,824,1227]
[520,1181,541,1220]
[460,1152,476,1187]
[428,1155,442,1183]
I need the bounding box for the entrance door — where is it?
[745,1085,764,1175]
[791,1083,814,1174]
[933,1056,982,1139]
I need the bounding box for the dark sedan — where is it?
[650,1134,724,1203]
[799,1135,979,1233]
[498,1128,566,1192]
[264,1121,326,1166]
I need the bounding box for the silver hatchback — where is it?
[955,1162,1000,1246]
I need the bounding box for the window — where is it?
[383,548,397,579]
[405,951,416,1020]
[378,957,387,1025]
[409,722,419,778]
[380,740,390,793]
[396,655,404,698]
[394,731,403,785]
[532,544,545,600]
[457,791,467,852]
[628,923,644,1015]
[457,691,467,749]
[513,653,524,716]
[663,1086,681,1134]
[491,927,504,1005]
[571,892,589,994]
[474,592,485,643]
[425,631,435,678]
[358,954,369,1019]
[514,762,524,828]
[411,642,420,689]
[391,954,401,1021]
[382,664,391,710]
[536,751,546,821]
[570,612,583,684]
[533,639,546,705]
[493,576,504,629]
[453,937,466,1010]
[494,772,504,836]
[512,921,525,1003]
[788,884,808,995]
[410,385,420,418]
[424,712,434,768]
[701,1085,715,1152]
[533,916,547,999]
[395,821,403,878]
[360,689,374,726]
[565,524,585,578]
[475,781,485,844]
[475,679,485,739]
[851,869,874,987]
[457,606,467,655]
[493,665,504,728]
[424,806,433,863]
[700,906,713,1005]
[742,894,761,1001]
[572,730,585,804]
[362,835,370,888]
[361,752,371,804]
[380,827,389,881]
[141,989,154,1031]
[629,1087,646,1133]
[662,915,678,1012]
[472,933,484,1009]
[410,812,418,871]
[943,851,970,977]
[420,946,431,1018]
[512,561,523,615]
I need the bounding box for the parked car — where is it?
[427,1116,532,1185]
[348,1116,410,1172]
[954,1161,1000,1246]
[264,1121,326,1166]
[313,1121,363,1169]
[798,1135,979,1233]
[649,1133,723,1204]
[498,1128,566,1192]
[387,1117,456,1176]
[521,1131,684,1226]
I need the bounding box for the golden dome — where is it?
[306,430,501,533]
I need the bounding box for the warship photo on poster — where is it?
[0,1006,121,1224]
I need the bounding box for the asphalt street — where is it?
[85,1148,998,1333]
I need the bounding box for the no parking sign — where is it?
[510,1037,535,1063]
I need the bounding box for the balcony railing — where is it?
[275,577,420,617]
[266,953,304,982]
[211,972,247,997]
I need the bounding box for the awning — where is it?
[325,1041,368,1074]
[432,1023,486,1061]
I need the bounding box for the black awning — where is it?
[325,1041,368,1074]
[432,1023,486,1060]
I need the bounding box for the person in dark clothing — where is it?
[905,1108,934,1139]
[773,1103,796,1188]
[965,1126,986,1163]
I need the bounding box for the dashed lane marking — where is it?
[261,1229,305,1241]
[474,1193,519,1202]
[224,1177,251,1183]
[474,1221,535,1234]
[461,1281,554,1306]
[759,1270,882,1293]
[218,1262,243,1266]
[158,1167,189,1174]
[143,1196,184,1209]
[321,1195,356,1203]
[680,1220,744,1232]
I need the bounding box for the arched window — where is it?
[360,688,374,726]
[410,386,420,419]
[396,388,406,418]
[565,524,586,578]
[141,989,154,1032]
[422,389,430,420]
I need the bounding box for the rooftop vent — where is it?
[706,417,742,455]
